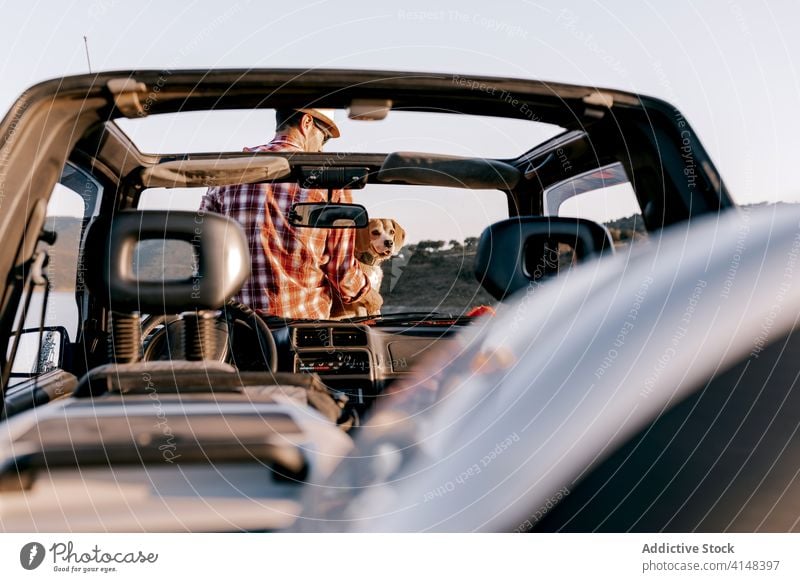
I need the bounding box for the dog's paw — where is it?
[362,288,384,315]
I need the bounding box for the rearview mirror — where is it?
[288,203,369,228]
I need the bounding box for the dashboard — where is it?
[288,322,462,411]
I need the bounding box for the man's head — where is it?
[275,108,340,152]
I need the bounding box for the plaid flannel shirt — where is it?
[199,137,370,318]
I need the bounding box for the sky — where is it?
[5,0,800,231]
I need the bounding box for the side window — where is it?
[544,163,648,249]
[20,164,102,340]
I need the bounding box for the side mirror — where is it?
[9,327,69,376]
[288,203,369,228]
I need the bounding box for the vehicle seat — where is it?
[83,209,250,364]
[474,215,614,300]
[79,210,351,425]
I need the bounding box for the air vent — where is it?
[332,329,368,347]
[294,328,329,348]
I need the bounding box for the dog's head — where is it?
[355,218,406,262]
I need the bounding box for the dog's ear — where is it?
[354,222,371,253]
[391,219,406,251]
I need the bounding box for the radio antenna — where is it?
[83,36,92,74]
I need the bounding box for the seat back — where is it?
[85,210,250,313]
[83,210,250,363]
[474,216,614,301]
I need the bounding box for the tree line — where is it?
[407,214,647,256]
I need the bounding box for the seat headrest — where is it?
[474,216,614,301]
[85,210,250,312]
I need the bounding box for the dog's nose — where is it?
[385,240,393,248]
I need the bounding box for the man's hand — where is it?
[362,288,383,315]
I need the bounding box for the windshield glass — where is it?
[124,108,566,320]
[138,184,506,316]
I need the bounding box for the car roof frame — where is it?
[0,68,735,384]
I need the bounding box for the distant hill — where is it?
[378,215,647,313]
[379,249,497,314]
[605,214,647,244]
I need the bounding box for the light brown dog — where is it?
[330,218,406,319]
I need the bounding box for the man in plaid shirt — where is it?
[200,108,379,319]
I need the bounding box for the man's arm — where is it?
[320,188,381,312]
[322,226,374,305]
[199,187,222,213]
